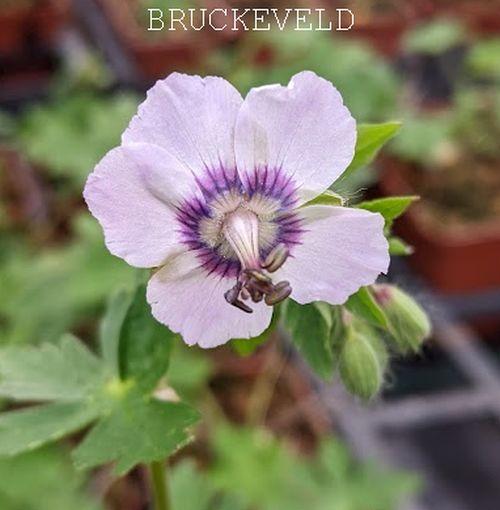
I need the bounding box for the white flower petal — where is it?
[147,252,273,348]
[122,73,243,175]
[122,143,201,205]
[276,205,389,304]
[235,71,356,204]
[84,144,195,268]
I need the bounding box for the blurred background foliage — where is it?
[0,0,499,509]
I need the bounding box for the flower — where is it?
[84,71,389,348]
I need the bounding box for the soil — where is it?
[406,157,500,228]
[209,338,332,453]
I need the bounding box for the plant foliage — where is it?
[0,286,199,475]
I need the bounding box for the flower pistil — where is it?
[222,208,292,313]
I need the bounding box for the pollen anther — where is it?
[261,243,289,273]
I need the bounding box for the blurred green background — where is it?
[0,1,499,509]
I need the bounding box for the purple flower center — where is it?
[175,165,304,312]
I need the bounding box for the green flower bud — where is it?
[372,284,431,354]
[339,315,387,400]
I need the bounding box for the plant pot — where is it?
[339,0,431,57]
[347,17,407,57]
[380,157,500,294]
[0,0,69,56]
[399,45,467,107]
[427,1,500,35]
[460,3,500,35]
[32,0,70,45]
[0,1,69,105]
[97,0,228,82]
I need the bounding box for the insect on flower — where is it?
[84,71,389,347]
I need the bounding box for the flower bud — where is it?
[372,284,431,354]
[339,316,386,400]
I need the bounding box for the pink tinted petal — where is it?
[276,205,389,304]
[146,252,272,348]
[235,71,356,204]
[84,144,194,268]
[122,73,243,175]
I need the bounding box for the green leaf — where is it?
[389,236,414,256]
[302,189,345,208]
[170,459,247,510]
[342,122,401,178]
[330,306,346,361]
[72,396,199,475]
[99,290,132,376]
[18,92,139,190]
[0,334,106,402]
[210,425,307,510]
[345,287,391,331]
[0,403,100,457]
[467,38,500,80]
[391,113,452,165]
[356,196,419,226]
[167,343,213,402]
[0,446,102,510]
[403,18,465,55]
[207,423,418,510]
[315,438,353,483]
[0,297,199,472]
[118,285,174,392]
[284,300,334,380]
[170,460,217,510]
[0,213,135,346]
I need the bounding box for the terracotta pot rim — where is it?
[380,156,500,247]
[98,0,212,49]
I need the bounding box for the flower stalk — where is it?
[149,461,171,510]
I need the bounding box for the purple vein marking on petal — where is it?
[175,165,304,278]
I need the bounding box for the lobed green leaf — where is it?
[72,396,199,475]
[0,334,106,402]
[0,286,198,473]
[342,122,402,178]
[0,446,102,510]
[0,403,100,457]
[356,196,419,226]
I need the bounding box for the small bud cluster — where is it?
[335,284,431,400]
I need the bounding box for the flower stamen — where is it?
[265,280,292,305]
[222,207,293,314]
[224,268,292,313]
[224,281,253,314]
[261,243,289,273]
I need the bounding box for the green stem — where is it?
[149,461,171,510]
